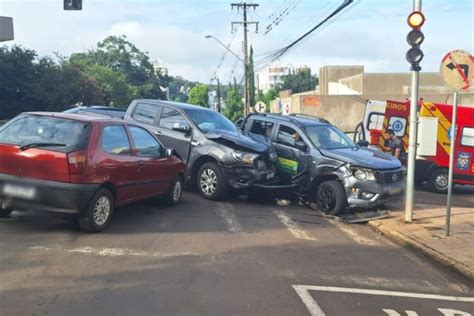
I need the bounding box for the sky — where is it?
[1,0,473,83]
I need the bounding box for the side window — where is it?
[132,103,159,125]
[129,126,162,157]
[461,127,474,147]
[159,107,188,129]
[367,112,384,131]
[102,126,131,155]
[388,116,407,137]
[250,120,274,139]
[276,125,304,148]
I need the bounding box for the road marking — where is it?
[332,220,379,246]
[30,245,199,259]
[293,284,474,303]
[293,284,326,316]
[274,210,318,241]
[216,203,242,233]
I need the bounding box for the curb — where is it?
[368,220,474,282]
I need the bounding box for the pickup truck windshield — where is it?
[184,108,237,133]
[305,125,356,150]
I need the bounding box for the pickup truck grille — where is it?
[378,169,405,184]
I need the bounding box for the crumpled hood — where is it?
[205,129,270,153]
[319,147,401,170]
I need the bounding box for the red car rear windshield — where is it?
[0,115,91,152]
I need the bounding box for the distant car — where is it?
[0,112,185,232]
[124,100,285,201]
[63,106,126,119]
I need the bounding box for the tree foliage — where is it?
[188,84,209,107]
[256,88,278,112]
[223,88,243,122]
[276,67,318,94]
[248,46,256,107]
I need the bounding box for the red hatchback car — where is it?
[0,112,185,232]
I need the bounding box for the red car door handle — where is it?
[139,161,145,166]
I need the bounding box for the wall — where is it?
[319,66,364,95]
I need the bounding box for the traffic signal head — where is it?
[406,11,425,70]
[64,0,82,10]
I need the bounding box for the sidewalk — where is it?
[368,204,474,281]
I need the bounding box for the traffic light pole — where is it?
[445,91,459,236]
[404,0,422,222]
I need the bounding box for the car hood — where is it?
[205,130,270,153]
[319,147,401,170]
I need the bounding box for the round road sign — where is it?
[440,50,473,91]
[254,101,266,113]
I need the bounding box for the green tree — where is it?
[69,35,168,103]
[256,88,278,112]
[276,67,318,94]
[248,46,256,107]
[188,84,209,107]
[223,88,243,121]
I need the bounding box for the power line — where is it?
[255,0,357,69]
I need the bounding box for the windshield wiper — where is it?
[20,142,67,151]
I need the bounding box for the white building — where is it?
[256,65,290,92]
[151,58,168,76]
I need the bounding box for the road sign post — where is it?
[404,0,424,222]
[439,49,472,236]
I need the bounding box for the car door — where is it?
[100,124,140,204]
[155,106,192,163]
[128,126,174,196]
[272,124,311,184]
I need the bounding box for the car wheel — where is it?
[0,207,13,218]
[78,188,114,232]
[427,168,449,194]
[197,162,228,201]
[315,180,347,215]
[165,177,183,205]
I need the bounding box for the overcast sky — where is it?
[1,0,472,83]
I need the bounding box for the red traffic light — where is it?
[407,11,425,28]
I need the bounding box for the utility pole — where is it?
[231,2,259,116]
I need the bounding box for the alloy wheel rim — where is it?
[200,169,217,196]
[317,187,335,212]
[435,173,448,189]
[173,181,182,202]
[93,196,111,226]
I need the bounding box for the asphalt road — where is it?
[1,187,473,316]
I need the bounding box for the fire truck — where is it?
[356,100,474,193]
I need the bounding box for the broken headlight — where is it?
[231,151,259,165]
[352,167,376,181]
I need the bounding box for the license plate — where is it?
[3,184,36,200]
[388,185,402,195]
[266,172,275,180]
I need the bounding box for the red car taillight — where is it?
[67,150,87,174]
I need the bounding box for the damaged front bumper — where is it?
[340,167,406,208]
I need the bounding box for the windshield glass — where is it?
[0,115,90,152]
[184,108,237,133]
[305,125,355,150]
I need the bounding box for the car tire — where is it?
[315,180,347,215]
[0,207,13,218]
[165,176,184,205]
[427,168,449,194]
[78,188,114,233]
[197,162,228,201]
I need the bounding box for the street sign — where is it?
[254,101,266,113]
[0,16,14,42]
[282,104,291,115]
[440,50,472,91]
